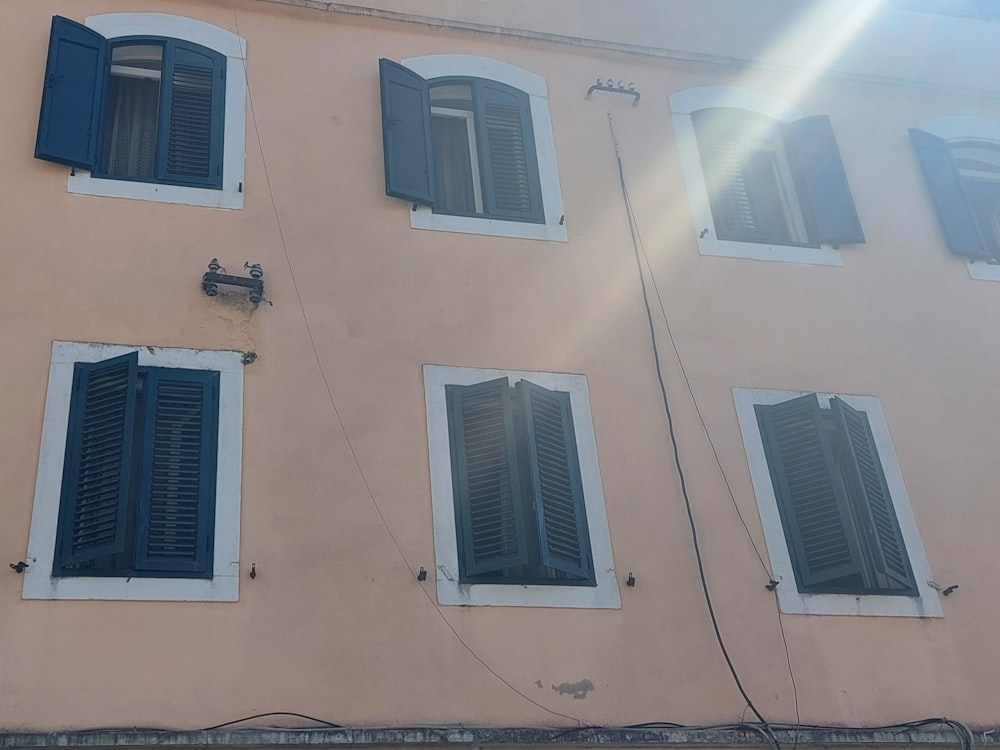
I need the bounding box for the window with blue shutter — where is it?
[36,16,226,190]
[692,108,864,248]
[379,59,545,224]
[755,394,916,596]
[53,354,219,578]
[446,378,595,586]
[910,129,1000,261]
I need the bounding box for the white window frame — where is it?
[65,13,247,210]
[920,116,1000,281]
[671,86,842,266]
[22,341,244,602]
[401,55,566,242]
[424,364,618,608]
[733,387,941,617]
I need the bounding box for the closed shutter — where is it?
[692,108,769,242]
[447,379,528,578]
[474,80,544,223]
[782,116,865,246]
[755,395,866,590]
[830,398,915,592]
[159,39,225,188]
[518,381,593,582]
[909,128,990,259]
[379,58,435,206]
[134,369,219,576]
[54,352,138,573]
[35,16,108,169]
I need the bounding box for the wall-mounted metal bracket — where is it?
[202,259,266,305]
[586,78,640,105]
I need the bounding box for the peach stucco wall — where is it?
[1,0,1000,733]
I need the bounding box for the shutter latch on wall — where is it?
[201,258,268,306]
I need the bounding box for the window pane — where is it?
[431,115,478,214]
[99,44,163,180]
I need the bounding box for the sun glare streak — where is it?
[556,1,888,365]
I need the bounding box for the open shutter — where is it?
[782,116,865,246]
[54,352,138,572]
[909,128,990,260]
[517,380,594,583]
[159,40,225,188]
[755,395,866,591]
[830,398,916,593]
[446,379,528,578]
[35,16,108,169]
[379,58,435,206]
[474,80,544,223]
[134,369,219,576]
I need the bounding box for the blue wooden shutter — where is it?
[755,395,866,591]
[517,381,594,582]
[830,398,916,593]
[691,108,768,242]
[54,352,138,573]
[473,80,544,223]
[134,369,219,577]
[158,40,226,188]
[446,379,528,578]
[782,116,865,246]
[35,16,108,169]
[379,58,435,206]
[909,128,990,260]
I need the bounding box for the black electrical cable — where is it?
[201,712,345,730]
[608,112,769,728]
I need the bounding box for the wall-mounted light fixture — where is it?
[201,259,266,305]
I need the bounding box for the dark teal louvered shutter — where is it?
[35,16,108,169]
[517,380,594,583]
[691,108,778,243]
[134,369,219,577]
[158,39,225,188]
[54,352,138,573]
[379,58,435,206]
[446,379,529,578]
[473,80,544,223]
[830,398,916,593]
[782,116,865,246]
[755,395,866,591]
[909,128,991,260]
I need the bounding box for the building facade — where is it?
[1,0,999,745]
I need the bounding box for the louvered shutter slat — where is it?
[692,108,770,242]
[447,379,528,578]
[756,395,866,590]
[830,398,916,592]
[474,81,544,223]
[54,352,138,572]
[134,369,218,577]
[159,40,225,188]
[518,380,594,583]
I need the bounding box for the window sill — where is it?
[21,570,239,602]
[774,587,941,617]
[410,205,566,242]
[966,260,1000,281]
[68,170,244,209]
[697,236,842,266]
